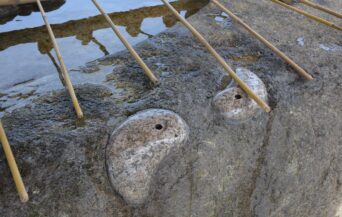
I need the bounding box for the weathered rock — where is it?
[106,109,189,207]
[213,68,268,123]
[0,0,341,216]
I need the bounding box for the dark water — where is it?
[0,0,208,115]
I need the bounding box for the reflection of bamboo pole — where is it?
[272,0,342,31]
[91,37,110,56]
[0,121,29,203]
[46,51,66,87]
[0,0,47,6]
[92,0,159,85]
[300,0,342,19]
[212,0,313,80]
[161,0,271,113]
[36,0,84,119]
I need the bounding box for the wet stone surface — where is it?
[107,109,189,207]
[213,68,268,124]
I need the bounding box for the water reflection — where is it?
[0,0,208,90]
[37,38,66,86]
[0,0,208,52]
[0,0,209,115]
[0,0,65,24]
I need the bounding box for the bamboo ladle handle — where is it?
[211,0,313,80]
[92,0,160,84]
[36,0,84,119]
[300,0,342,19]
[0,121,29,203]
[272,0,342,31]
[161,0,271,112]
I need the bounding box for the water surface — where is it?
[0,0,208,115]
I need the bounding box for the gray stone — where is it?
[106,109,189,207]
[213,68,268,123]
[0,0,341,216]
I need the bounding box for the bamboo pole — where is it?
[0,121,29,203]
[91,0,159,84]
[300,0,342,19]
[272,0,342,31]
[36,0,84,119]
[161,0,271,112]
[212,0,313,80]
[0,0,47,6]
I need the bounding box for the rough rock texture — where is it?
[0,0,341,217]
[107,109,189,207]
[213,67,268,123]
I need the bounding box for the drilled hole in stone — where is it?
[235,94,242,99]
[155,124,163,130]
[175,134,178,138]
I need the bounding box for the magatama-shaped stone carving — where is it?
[106,109,189,206]
[213,68,268,123]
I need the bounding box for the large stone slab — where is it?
[0,0,341,216]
